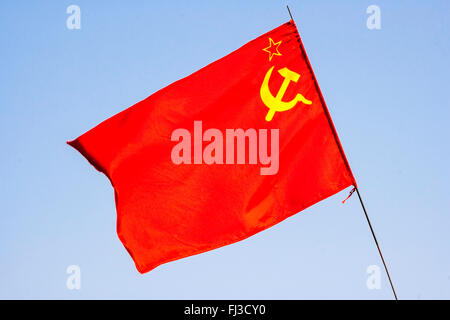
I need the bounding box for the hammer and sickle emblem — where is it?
[260,66,312,121]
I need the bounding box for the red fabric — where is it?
[68,21,356,273]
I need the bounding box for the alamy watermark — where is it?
[66,5,81,30]
[366,5,381,30]
[366,264,381,290]
[66,265,81,290]
[171,121,279,175]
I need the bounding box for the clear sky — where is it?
[1,0,449,299]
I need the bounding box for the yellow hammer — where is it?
[260,66,312,121]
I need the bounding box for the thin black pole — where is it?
[286,5,398,300]
[287,5,294,21]
[355,188,398,300]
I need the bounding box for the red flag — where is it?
[69,21,356,273]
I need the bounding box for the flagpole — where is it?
[287,4,294,20]
[286,5,398,300]
[355,187,398,300]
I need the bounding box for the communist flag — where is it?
[68,21,357,273]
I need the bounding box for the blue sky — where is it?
[0,0,449,299]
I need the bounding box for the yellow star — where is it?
[262,38,282,61]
